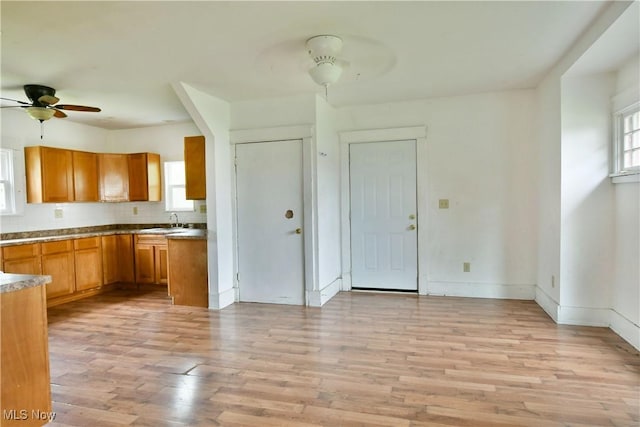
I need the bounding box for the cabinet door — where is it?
[117,234,135,283]
[41,240,75,299]
[155,244,168,285]
[128,153,161,201]
[185,136,206,200]
[42,251,75,298]
[98,153,129,202]
[135,244,155,284]
[101,235,119,285]
[74,238,103,291]
[72,150,99,202]
[25,145,75,204]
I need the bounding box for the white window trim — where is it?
[164,161,195,212]
[611,102,640,183]
[0,148,17,215]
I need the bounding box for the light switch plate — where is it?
[199,204,207,213]
[54,208,63,219]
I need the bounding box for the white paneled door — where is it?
[350,140,418,291]
[235,140,305,305]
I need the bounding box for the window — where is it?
[164,161,194,211]
[0,148,16,214]
[614,104,640,174]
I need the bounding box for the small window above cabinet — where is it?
[184,135,206,200]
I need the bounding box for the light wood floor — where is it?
[45,287,639,426]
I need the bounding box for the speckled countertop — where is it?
[0,273,52,294]
[0,224,207,247]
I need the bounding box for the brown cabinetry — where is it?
[2,244,42,275]
[41,240,75,299]
[72,150,99,202]
[184,135,206,200]
[102,234,135,285]
[128,153,161,201]
[74,237,103,291]
[25,146,74,203]
[168,239,208,307]
[1,284,52,427]
[135,235,168,285]
[98,153,129,202]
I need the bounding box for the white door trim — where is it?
[339,126,428,295]
[230,125,318,305]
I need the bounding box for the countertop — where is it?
[0,273,52,294]
[0,226,207,247]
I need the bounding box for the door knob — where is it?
[295,228,303,234]
[408,224,416,230]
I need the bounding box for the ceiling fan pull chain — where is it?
[40,121,44,140]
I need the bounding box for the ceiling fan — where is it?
[1,84,101,123]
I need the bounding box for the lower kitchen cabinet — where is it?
[41,240,75,299]
[74,237,103,291]
[2,244,42,275]
[135,235,168,285]
[102,234,134,285]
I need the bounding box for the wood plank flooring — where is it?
[45,287,639,426]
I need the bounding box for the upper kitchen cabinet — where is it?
[25,146,74,203]
[184,136,206,200]
[128,153,161,201]
[72,150,99,202]
[98,153,129,202]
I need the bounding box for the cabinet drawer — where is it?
[42,240,73,255]
[74,237,101,250]
[136,235,167,246]
[3,243,41,260]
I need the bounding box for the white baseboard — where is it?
[609,309,640,351]
[208,286,235,310]
[535,286,559,322]
[427,281,536,300]
[308,278,342,307]
[557,305,611,326]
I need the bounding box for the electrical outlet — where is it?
[133,206,138,215]
[54,208,63,219]
[199,204,207,213]
[439,199,449,209]
[463,262,471,272]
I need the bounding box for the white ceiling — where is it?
[0,1,623,130]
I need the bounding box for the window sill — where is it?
[610,172,640,184]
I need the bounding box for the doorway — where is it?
[235,140,305,304]
[349,140,418,291]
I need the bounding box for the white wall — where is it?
[534,1,638,348]
[314,96,342,301]
[611,56,640,347]
[0,109,206,233]
[559,73,616,324]
[337,90,539,299]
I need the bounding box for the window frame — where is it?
[612,102,640,177]
[163,160,195,212]
[0,148,17,215]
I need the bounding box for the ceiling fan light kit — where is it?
[25,106,55,121]
[306,35,343,88]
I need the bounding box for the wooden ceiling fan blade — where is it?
[53,109,67,118]
[38,95,59,105]
[55,104,101,112]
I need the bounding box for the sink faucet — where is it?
[169,212,179,227]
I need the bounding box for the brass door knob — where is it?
[408,224,416,230]
[295,228,303,234]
